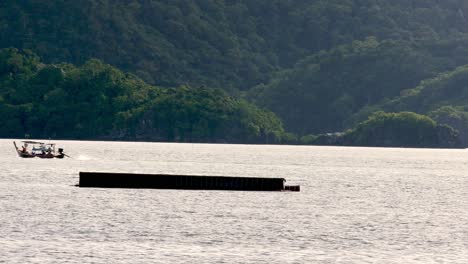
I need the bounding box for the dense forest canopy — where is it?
[353,65,468,145]
[2,0,468,89]
[2,1,468,146]
[341,112,459,148]
[248,37,468,134]
[299,111,460,148]
[0,48,287,143]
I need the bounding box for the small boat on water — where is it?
[13,141,67,159]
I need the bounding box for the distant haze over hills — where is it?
[2,0,468,146]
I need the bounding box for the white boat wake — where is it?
[75,154,94,161]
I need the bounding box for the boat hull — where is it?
[36,153,65,159]
[17,152,65,159]
[17,151,35,158]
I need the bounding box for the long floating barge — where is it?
[79,172,300,192]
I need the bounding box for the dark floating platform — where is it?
[79,172,300,192]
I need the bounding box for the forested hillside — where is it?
[2,0,468,89]
[0,48,287,143]
[248,37,468,134]
[2,1,468,145]
[353,66,468,145]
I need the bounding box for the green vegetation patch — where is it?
[303,112,460,148]
[0,48,287,143]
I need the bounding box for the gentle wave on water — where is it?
[0,140,467,263]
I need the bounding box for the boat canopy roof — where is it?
[21,141,55,146]
[21,140,44,144]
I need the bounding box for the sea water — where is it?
[0,139,467,263]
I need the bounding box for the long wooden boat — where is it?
[13,141,66,159]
